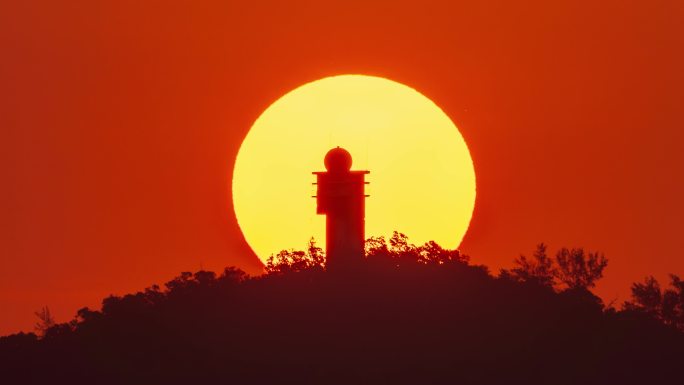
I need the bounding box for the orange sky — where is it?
[1,0,683,335]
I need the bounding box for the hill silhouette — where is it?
[1,233,682,385]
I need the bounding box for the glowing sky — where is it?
[2,0,684,335]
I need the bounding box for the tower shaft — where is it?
[313,148,368,271]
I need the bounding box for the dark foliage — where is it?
[502,243,608,290]
[624,274,684,330]
[33,306,55,337]
[265,237,325,274]
[555,247,608,289]
[505,243,556,287]
[1,238,682,385]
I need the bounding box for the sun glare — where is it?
[232,75,476,264]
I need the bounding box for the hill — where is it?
[1,236,682,384]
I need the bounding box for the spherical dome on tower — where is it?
[324,146,353,172]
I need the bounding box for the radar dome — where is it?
[324,147,353,172]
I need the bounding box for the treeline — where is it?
[267,233,683,330]
[1,233,682,384]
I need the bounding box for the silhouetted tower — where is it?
[313,147,369,271]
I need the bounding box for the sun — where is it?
[232,74,476,265]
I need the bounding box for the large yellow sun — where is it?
[232,75,476,265]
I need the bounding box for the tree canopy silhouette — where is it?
[0,234,682,385]
[625,274,684,330]
[33,306,55,337]
[265,237,325,274]
[502,243,608,291]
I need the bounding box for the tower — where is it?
[313,147,369,271]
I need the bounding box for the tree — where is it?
[554,247,608,290]
[508,243,555,287]
[626,274,684,330]
[665,275,684,328]
[626,276,661,315]
[34,306,55,337]
[365,232,467,265]
[265,237,325,274]
[418,240,468,264]
[503,244,608,292]
[388,231,416,256]
[365,235,390,257]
